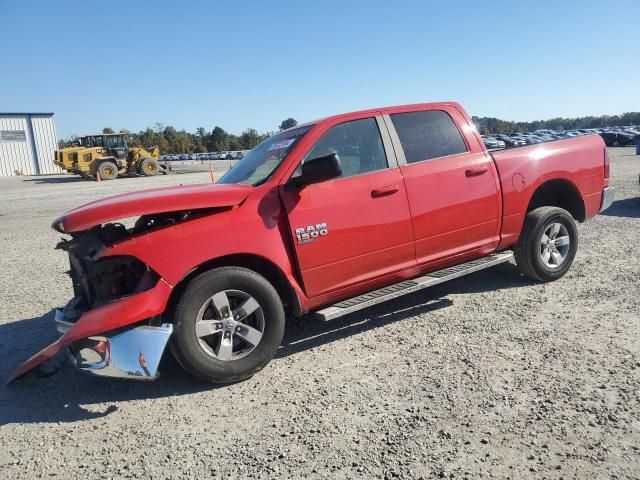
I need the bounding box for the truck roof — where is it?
[293,101,464,130]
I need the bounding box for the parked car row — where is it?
[481,125,640,150]
[160,151,249,161]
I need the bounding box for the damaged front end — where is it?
[59,311,173,380]
[8,219,178,384]
[8,183,254,384]
[57,223,161,309]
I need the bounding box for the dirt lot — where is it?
[1,149,639,479]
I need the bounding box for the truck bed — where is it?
[489,134,608,248]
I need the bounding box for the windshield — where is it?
[217,126,312,186]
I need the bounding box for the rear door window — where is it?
[390,110,467,164]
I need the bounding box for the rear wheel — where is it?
[140,158,160,176]
[514,206,578,282]
[170,267,285,383]
[97,161,118,180]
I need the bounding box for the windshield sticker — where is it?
[267,138,295,151]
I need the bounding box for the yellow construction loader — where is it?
[55,133,163,180]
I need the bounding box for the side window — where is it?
[106,136,124,148]
[390,110,467,164]
[304,118,388,178]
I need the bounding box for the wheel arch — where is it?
[97,156,118,165]
[164,253,303,322]
[526,178,586,222]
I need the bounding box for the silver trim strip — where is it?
[382,114,407,166]
[376,115,399,168]
[315,251,514,321]
[54,309,73,335]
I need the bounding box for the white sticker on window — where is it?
[267,138,295,151]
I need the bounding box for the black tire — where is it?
[97,161,118,180]
[139,158,160,176]
[514,206,578,282]
[170,267,285,384]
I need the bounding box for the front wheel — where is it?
[514,207,578,282]
[170,267,285,383]
[139,158,160,176]
[97,161,118,180]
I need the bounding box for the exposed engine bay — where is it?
[55,209,221,313]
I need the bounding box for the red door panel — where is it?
[400,152,501,265]
[280,167,415,298]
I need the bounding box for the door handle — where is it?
[465,167,488,177]
[371,185,399,198]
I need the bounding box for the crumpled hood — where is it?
[55,183,253,233]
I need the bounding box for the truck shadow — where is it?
[0,263,529,425]
[23,176,87,184]
[278,262,530,358]
[0,311,215,426]
[599,197,640,218]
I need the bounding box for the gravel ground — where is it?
[0,149,639,479]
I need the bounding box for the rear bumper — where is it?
[599,186,615,213]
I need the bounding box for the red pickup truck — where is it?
[9,102,614,385]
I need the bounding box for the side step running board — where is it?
[315,251,514,321]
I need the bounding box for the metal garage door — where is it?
[0,116,36,176]
[0,114,60,176]
[30,115,61,174]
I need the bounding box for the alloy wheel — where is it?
[540,222,570,268]
[194,289,265,361]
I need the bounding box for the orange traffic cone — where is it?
[210,163,215,183]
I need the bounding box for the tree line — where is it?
[473,112,640,135]
[59,112,640,152]
[59,118,299,153]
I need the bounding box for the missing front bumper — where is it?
[7,279,173,384]
[68,323,173,380]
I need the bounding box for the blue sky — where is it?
[1,0,638,138]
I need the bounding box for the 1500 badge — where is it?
[295,223,328,245]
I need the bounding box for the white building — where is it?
[0,113,60,176]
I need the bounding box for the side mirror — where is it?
[291,153,342,188]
